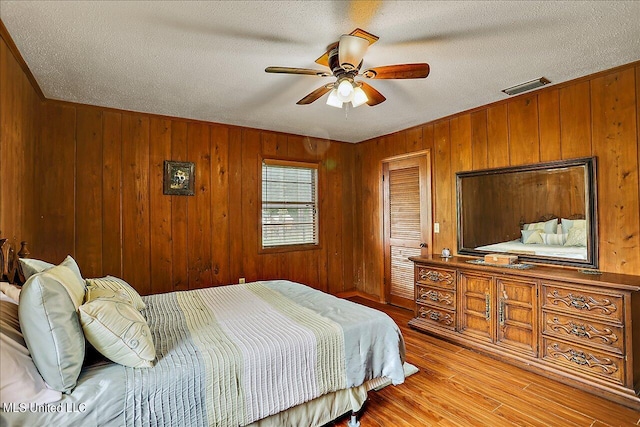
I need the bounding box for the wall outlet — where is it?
[434,222,440,233]
[239,278,246,284]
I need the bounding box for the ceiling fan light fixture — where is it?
[351,85,368,108]
[336,79,355,102]
[326,88,343,108]
[338,35,369,71]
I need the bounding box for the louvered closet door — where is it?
[383,153,432,309]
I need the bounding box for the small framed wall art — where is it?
[163,160,195,196]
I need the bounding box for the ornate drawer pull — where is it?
[418,289,453,306]
[419,269,454,285]
[548,290,617,315]
[548,317,618,345]
[418,307,454,326]
[547,344,618,375]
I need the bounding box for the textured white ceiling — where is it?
[1,1,639,143]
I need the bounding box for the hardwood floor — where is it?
[333,297,640,427]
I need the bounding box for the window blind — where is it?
[261,161,318,248]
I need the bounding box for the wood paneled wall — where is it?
[353,62,640,299]
[0,33,41,247]
[3,22,640,300]
[32,105,355,295]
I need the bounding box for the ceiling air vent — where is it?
[502,77,550,96]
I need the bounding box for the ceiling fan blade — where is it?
[265,67,331,77]
[362,63,430,79]
[349,28,379,45]
[296,84,334,105]
[315,28,379,67]
[360,82,386,106]
[314,42,338,68]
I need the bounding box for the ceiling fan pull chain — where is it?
[344,103,349,120]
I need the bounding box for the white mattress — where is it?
[476,240,587,260]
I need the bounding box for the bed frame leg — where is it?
[347,413,360,427]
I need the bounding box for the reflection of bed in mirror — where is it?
[475,213,588,261]
[475,240,587,260]
[456,157,597,268]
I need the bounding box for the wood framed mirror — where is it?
[456,157,598,268]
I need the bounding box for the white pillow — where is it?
[86,276,146,311]
[79,297,155,368]
[19,258,54,280]
[0,296,62,404]
[541,232,568,246]
[19,256,87,392]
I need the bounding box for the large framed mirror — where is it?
[456,157,598,268]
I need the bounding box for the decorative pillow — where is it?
[79,297,155,368]
[523,218,558,235]
[561,218,586,234]
[1,296,62,404]
[86,276,146,311]
[521,229,543,244]
[0,282,21,303]
[541,232,568,246]
[18,256,86,392]
[564,227,587,247]
[19,258,54,280]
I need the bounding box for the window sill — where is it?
[259,243,321,254]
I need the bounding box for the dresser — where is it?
[409,255,640,409]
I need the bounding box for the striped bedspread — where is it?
[125,280,405,427]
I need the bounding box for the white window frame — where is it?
[259,158,320,252]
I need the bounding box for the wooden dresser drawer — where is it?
[416,303,455,330]
[416,266,456,289]
[542,338,624,386]
[416,284,456,310]
[542,312,623,355]
[542,283,623,324]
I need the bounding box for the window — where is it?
[261,159,319,249]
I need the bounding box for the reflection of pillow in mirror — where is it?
[521,229,544,244]
[561,218,586,233]
[541,232,567,246]
[524,218,557,234]
[564,227,587,247]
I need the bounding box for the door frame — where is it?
[381,150,433,304]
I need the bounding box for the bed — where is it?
[0,240,407,427]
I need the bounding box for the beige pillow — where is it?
[79,297,155,368]
[564,227,587,247]
[85,276,146,311]
[521,229,543,244]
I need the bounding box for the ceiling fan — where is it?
[265,28,430,108]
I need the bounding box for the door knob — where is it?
[420,243,427,248]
